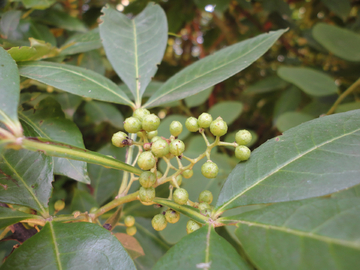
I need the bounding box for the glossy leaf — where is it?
[40,9,87,32]
[145,29,287,108]
[235,198,360,270]
[332,185,360,198]
[208,101,243,125]
[54,92,83,119]
[99,3,167,104]
[336,102,360,113]
[0,149,53,214]
[216,110,360,213]
[154,225,250,270]
[0,207,36,229]
[159,215,189,245]
[115,233,145,259]
[184,86,213,108]
[0,47,21,131]
[18,61,134,107]
[244,75,288,94]
[21,0,56,9]
[278,66,338,96]
[84,101,124,129]
[21,21,56,46]
[1,222,136,270]
[70,189,99,212]
[313,23,360,62]
[275,111,314,132]
[88,144,126,205]
[0,11,21,39]
[19,98,90,183]
[60,28,101,55]
[321,0,351,20]
[273,86,302,121]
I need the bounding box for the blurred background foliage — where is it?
[1,0,360,266]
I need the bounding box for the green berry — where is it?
[235,130,252,146]
[175,174,182,186]
[112,131,128,148]
[199,190,213,204]
[151,139,170,158]
[185,117,199,132]
[198,113,213,128]
[89,207,98,214]
[235,145,251,161]
[151,136,162,143]
[165,210,180,224]
[198,202,211,214]
[186,220,201,234]
[54,200,65,212]
[124,215,135,227]
[139,171,156,188]
[169,139,185,156]
[18,207,32,214]
[126,226,137,236]
[147,130,158,140]
[152,214,167,231]
[173,188,189,205]
[143,142,152,151]
[142,114,160,132]
[139,187,155,203]
[210,117,228,137]
[137,151,156,170]
[124,117,142,133]
[182,169,193,179]
[170,121,183,137]
[201,161,219,178]
[133,108,150,122]
[156,171,163,179]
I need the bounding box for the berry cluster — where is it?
[112,108,252,234]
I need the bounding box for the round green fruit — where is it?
[235,130,252,146]
[175,174,182,186]
[142,114,160,132]
[198,202,211,214]
[126,226,137,236]
[147,130,158,140]
[124,215,135,227]
[133,108,150,122]
[151,136,162,143]
[201,161,219,178]
[199,190,213,204]
[198,113,213,128]
[235,145,251,161]
[170,121,183,137]
[173,188,189,205]
[210,117,227,137]
[185,117,199,132]
[139,171,156,188]
[137,151,156,170]
[165,210,180,224]
[124,117,142,133]
[186,220,201,234]
[152,214,167,231]
[54,200,65,212]
[182,169,193,179]
[139,187,156,203]
[151,139,170,158]
[169,139,185,156]
[112,131,128,148]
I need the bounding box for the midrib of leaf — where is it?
[1,155,46,214]
[0,109,13,124]
[237,219,360,250]
[49,222,63,270]
[20,63,134,107]
[144,31,283,108]
[132,19,140,106]
[19,112,84,179]
[216,126,360,213]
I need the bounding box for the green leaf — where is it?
[1,221,136,270]
[21,0,56,9]
[215,110,360,213]
[156,114,190,141]
[18,61,134,107]
[278,66,338,96]
[234,198,360,270]
[313,23,360,62]
[244,76,288,94]
[22,21,56,46]
[159,214,189,245]
[332,184,360,198]
[84,101,124,129]
[273,86,302,121]
[99,3,168,104]
[336,102,360,113]
[0,207,36,229]
[262,0,292,17]
[71,189,99,212]
[0,140,12,155]
[54,92,83,119]
[0,11,22,39]
[19,98,90,183]
[145,29,287,108]
[0,47,21,134]
[39,9,87,32]
[60,28,101,55]
[154,225,251,270]
[208,101,243,125]
[184,86,213,108]
[275,111,314,132]
[321,0,351,20]
[88,144,126,205]
[0,149,53,214]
